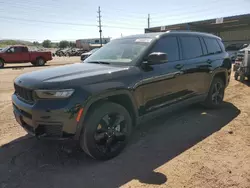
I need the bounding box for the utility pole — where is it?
[97,6,102,47]
[148,14,150,28]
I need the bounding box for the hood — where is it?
[15,62,130,89]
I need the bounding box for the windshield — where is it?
[1,46,10,52]
[85,38,152,64]
[90,48,99,53]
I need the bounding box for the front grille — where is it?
[14,84,34,103]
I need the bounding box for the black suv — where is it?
[12,31,231,160]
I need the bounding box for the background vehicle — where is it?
[12,31,231,160]
[81,48,99,60]
[234,49,250,81]
[226,43,249,62]
[0,45,52,68]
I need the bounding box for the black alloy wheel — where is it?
[204,77,225,108]
[80,102,132,160]
[211,81,224,105]
[94,113,127,154]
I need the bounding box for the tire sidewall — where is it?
[0,59,4,68]
[80,102,132,160]
[205,77,225,108]
[37,58,45,66]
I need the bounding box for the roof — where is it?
[119,30,220,39]
[145,13,250,33]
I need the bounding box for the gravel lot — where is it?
[0,57,249,188]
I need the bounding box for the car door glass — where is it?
[8,47,15,53]
[204,38,222,55]
[21,47,28,52]
[150,37,179,62]
[180,36,203,59]
[14,47,22,53]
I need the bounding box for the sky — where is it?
[0,0,250,42]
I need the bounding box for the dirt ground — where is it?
[0,58,249,188]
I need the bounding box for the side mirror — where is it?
[147,52,168,65]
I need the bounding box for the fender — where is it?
[209,67,228,88]
[74,89,138,140]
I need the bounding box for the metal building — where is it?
[76,38,110,48]
[145,14,250,47]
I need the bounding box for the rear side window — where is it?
[14,47,22,53]
[21,47,28,52]
[204,38,222,55]
[180,36,203,59]
[150,36,179,62]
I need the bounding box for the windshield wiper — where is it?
[87,61,110,65]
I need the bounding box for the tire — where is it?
[234,71,239,80]
[239,73,245,82]
[36,58,45,66]
[0,59,5,68]
[80,102,132,160]
[204,77,225,109]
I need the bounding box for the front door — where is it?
[139,36,188,113]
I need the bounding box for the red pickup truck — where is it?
[0,45,52,68]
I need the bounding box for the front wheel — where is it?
[0,59,5,68]
[203,77,225,109]
[80,102,132,160]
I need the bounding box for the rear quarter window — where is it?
[204,37,222,55]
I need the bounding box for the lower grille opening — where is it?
[36,124,63,137]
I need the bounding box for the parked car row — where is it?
[53,48,87,57]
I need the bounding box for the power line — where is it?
[0,16,143,30]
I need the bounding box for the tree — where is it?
[33,41,40,46]
[42,40,52,48]
[69,42,76,48]
[59,40,69,48]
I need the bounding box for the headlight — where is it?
[35,89,74,99]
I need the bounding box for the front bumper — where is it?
[12,94,82,139]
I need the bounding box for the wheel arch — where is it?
[74,89,138,140]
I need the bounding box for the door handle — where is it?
[207,59,212,64]
[175,64,183,69]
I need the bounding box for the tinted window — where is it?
[14,47,22,53]
[150,37,179,61]
[200,38,208,55]
[204,38,222,55]
[21,47,28,52]
[180,36,203,59]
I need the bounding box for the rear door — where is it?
[20,47,30,62]
[178,35,211,96]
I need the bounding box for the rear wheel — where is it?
[80,102,132,160]
[0,59,4,68]
[36,58,45,66]
[234,71,239,80]
[204,77,225,109]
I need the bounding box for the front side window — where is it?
[180,36,203,59]
[150,36,179,62]
[85,38,152,64]
[204,38,222,55]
